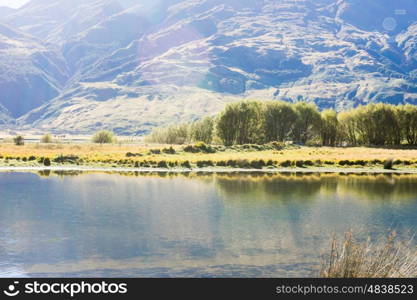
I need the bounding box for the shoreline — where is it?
[1,165,417,174]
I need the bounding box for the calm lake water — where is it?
[0,171,416,277]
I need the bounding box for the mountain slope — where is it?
[0,0,416,134]
[0,23,68,120]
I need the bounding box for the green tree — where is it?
[397,104,417,145]
[338,110,358,146]
[354,103,400,146]
[320,109,338,146]
[190,117,214,144]
[216,101,264,145]
[263,101,297,142]
[292,102,321,144]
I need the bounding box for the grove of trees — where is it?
[146,101,417,147]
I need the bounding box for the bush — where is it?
[295,160,304,168]
[384,158,394,170]
[250,159,266,169]
[41,133,53,143]
[338,160,350,166]
[157,160,168,168]
[181,161,192,168]
[280,160,292,167]
[149,149,161,155]
[183,142,216,153]
[13,135,24,146]
[28,156,36,161]
[43,158,51,166]
[236,159,250,168]
[303,160,314,166]
[53,155,79,164]
[354,160,366,166]
[126,152,143,157]
[162,146,176,154]
[92,130,114,144]
[216,160,227,167]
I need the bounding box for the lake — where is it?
[0,171,416,277]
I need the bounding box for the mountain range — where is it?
[0,0,416,134]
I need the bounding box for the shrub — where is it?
[181,161,192,169]
[157,160,168,168]
[295,160,304,168]
[216,160,227,167]
[266,160,274,166]
[303,160,314,166]
[226,160,237,167]
[183,142,216,153]
[126,152,143,157]
[43,158,51,166]
[168,161,178,167]
[41,133,53,143]
[384,158,394,170]
[354,160,367,166]
[280,160,292,167]
[149,149,161,155]
[13,135,24,146]
[236,159,250,168]
[28,156,36,161]
[53,155,79,164]
[250,159,266,169]
[162,146,176,154]
[338,160,350,166]
[92,130,114,144]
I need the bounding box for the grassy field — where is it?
[1,142,417,171]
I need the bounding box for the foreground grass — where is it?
[0,142,417,171]
[319,231,417,278]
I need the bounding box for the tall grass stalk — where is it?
[319,231,417,278]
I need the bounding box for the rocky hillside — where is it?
[0,0,416,134]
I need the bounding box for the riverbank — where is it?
[1,143,417,173]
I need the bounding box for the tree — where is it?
[292,102,321,144]
[354,104,400,146]
[397,104,417,145]
[338,110,358,146]
[216,101,264,145]
[263,101,297,142]
[320,109,338,146]
[190,117,214,144]
[92,130,114,144]
[13,135,24,146]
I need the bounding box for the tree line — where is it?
[146,101,417,147]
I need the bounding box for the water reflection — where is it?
[0,171,416,277]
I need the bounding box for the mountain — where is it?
[0,0,416,134]
[0,23,68,119]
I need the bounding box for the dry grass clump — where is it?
[319,231,417,278]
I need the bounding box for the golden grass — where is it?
[319,231,417,278]
[0,142,417,169]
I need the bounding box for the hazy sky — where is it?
[0,0,29,8]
